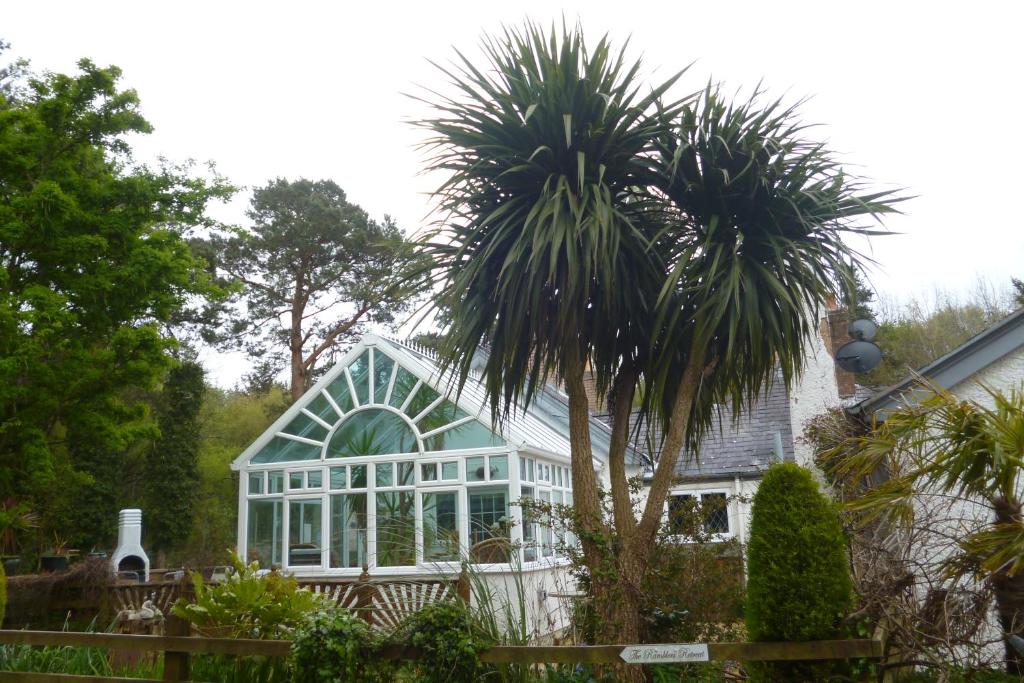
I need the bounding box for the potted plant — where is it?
[40,533,71,573]
[0,499,38,575]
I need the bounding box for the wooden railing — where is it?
[0,622,884,682]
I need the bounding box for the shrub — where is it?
[745,462,853,681]
[289,609,394,682]
[398,600,494,682]
[172,553,327,639]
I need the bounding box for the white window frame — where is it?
[666,487,735,542]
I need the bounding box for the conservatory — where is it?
[231,334,593,578]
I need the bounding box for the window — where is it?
[248,472,264,495]
[288,499,322,567]
[376,491,415,567]
[668,492,731,536]
[422,492,459,562]
[247,499,282,567]
[327,409,418,458]
[330,494,367,568]
[469,487,510,563]
[520,486,537,562]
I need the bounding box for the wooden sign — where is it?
[619,643,710,664]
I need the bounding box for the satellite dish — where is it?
[848,319,878,342]
[835,340,882,373]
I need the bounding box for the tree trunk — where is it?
[992,497,1024,676]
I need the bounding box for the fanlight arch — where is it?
[250,346,503,464]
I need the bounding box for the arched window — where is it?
[326,408,419,458]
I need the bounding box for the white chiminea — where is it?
[110,508,150,582]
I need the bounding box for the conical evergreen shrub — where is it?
[745,462,853,681]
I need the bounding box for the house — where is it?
[231,307,850,633]
[845,305,1024,666]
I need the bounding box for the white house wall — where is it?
[788,308,842,468]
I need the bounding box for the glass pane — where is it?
[416,400,467,433]
[466,456,486,482]
[702,493,730,534]
[281,412,329,442]
[556,467,563,487]
[289,472,304,489]
[348,352,371,406]
[421,463,437,482]
[521,486,537,562]
[307,392,341,425]
[376,491,415,567]
[247,500,282,567]
[248,472,264,495]
[397,461,414,486]
[288,499,323,567]
[375,462,393,487]
[442,461,459,481]
[404,383,440,420]
[268,471,284,494]
[307,470,322,488]
[539,490,552,557]
[372,351,395,404]
[325,409,418,458]
[668,495,696,536]
[330,467,347,490]
[489,455,508,480]
[326,373,354,414]
[469,487,510,563]
[388,367,419,409]
[422,492,460,562]
[351,465,367,488]
[424,419,505,452]
[251,436,322,463]
[330,494,367,569]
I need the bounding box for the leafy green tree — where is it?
[1012,277,1024,307]
[145,361,204,559]
[179,384,289,566]
[204,178,425,402]
[0,50,232,527]
[826,381,1024,675]
[746,462,853,681]
[415,22,900,658]
[844,267,877,323]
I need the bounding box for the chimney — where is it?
[110,509,150,582]
[823,306,857,399]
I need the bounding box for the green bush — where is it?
[745,462,853,681]
[172,553,327,639]
[398,600,494,682]
[289,609,394,682]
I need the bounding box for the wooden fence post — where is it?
[455,570,471,603]
[162,614,191,681]
[355,566,374,625]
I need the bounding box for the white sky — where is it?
[6,1,1023,386]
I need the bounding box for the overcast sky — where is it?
[6,1,1023,386]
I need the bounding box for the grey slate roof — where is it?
[599,369,795,481]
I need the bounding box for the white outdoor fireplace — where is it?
[110,508,150,582]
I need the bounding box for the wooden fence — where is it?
[5,570,467,632]
[0,621,884,682]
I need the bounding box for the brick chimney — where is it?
[823,304,857,399]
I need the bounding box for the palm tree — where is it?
[415,22,900,657]
[826,381,1024,675]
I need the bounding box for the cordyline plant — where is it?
[414,21,900,662]
[824,380,1024,676]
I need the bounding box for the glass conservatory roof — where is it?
[248,346,505,464]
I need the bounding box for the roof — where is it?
[851,306,1024,417]
[602,368,795,481]
[232,334,617,470]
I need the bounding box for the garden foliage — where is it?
[172,554,326,640]
[289,608,395,682]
